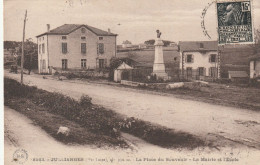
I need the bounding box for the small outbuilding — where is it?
[228,71,248,82]
[114,62,133,82]
[249,53,260,79]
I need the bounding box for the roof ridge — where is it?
[36,24,117,37]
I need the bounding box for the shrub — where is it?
[64,73,77,79]
[79,95,92,107]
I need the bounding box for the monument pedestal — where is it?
[152,38,168,79]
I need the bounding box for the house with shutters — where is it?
[249,53,260,79]
[36,24,117,74]
[179,41,219,80]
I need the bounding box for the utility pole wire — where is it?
[21,10,27,84]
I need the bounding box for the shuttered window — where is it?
[42,59,46,69]
[209,54,216,63]
[209,67,217,77]
[81,43,86,54]
[98,43,104,54]
[186,67,192,78]
[62,43,67,54]
[186,54,194,63]
[39,45,41,54]
[99,59,104,68]
[42,44,45,53]
[198,67,205,76]
[62,59,68,69]
[81,59,86,68]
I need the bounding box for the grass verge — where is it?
[4,78,206,149]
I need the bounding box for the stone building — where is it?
[179,41,219,80]
[36,24,117,74]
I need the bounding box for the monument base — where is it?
[153,63,169,80]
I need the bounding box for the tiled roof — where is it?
[117,50,180,67]
[179,41,218,52]
[36,24,117,37]
[228,71,248,78]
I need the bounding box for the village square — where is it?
[2,0,260,165]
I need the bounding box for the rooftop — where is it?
[179,41,218,52]
[228,71,248,78]
[36,24,117,37]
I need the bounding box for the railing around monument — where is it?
[121,67,217,82]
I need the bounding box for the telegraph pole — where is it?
[21,10,27,84]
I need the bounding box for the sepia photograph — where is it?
[2,0,260,164]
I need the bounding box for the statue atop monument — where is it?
[156,30,161,38]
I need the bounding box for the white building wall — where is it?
[38,26,116,73]
[38,35,48,73]
[180,51,218,76]
[250,60,260,78]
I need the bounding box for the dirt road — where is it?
[5,72,260,149]
[5,106,260,165]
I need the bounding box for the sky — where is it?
[3,0,260,44]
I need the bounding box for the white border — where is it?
[0,0,4,164]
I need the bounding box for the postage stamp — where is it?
[216,0,254,44]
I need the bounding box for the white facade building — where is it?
[36,24,117,74]
[249,53,260,78]
[179,41,219,80]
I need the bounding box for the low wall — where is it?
[120,80,146,87]
[120,80,167,89]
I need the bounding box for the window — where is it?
[97,43,104,54]
[39,45,41,54]
[62,59,68,69]
[42,59,46,69]
[81,59,87,68]
[200,43,204,48]
[99,59,104,68]
[209,54,216,63]
[81,43,86,54]
[62,36,67,40]
[174,57,177,61]
[198,67,205,76]
[81,28,86,33]
[81,36,86,40]
[99,37,103,40]
[186,54,193,63]
[209,67,217,77]
[186,67,192,78]
[42,44,45,53]
[62,43,67,54]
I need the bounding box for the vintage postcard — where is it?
[2,0,260,165]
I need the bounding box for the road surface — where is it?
[5,72,260,149]
[5,107,260,165]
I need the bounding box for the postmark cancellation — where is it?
[13,149,28,164]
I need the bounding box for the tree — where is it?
[144,39,155,45]
[144,39,175,46]
[16,39,38,74]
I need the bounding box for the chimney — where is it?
[47,24,50,32]
[108,28,111,34]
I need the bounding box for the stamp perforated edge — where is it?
[215,0,255,45]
